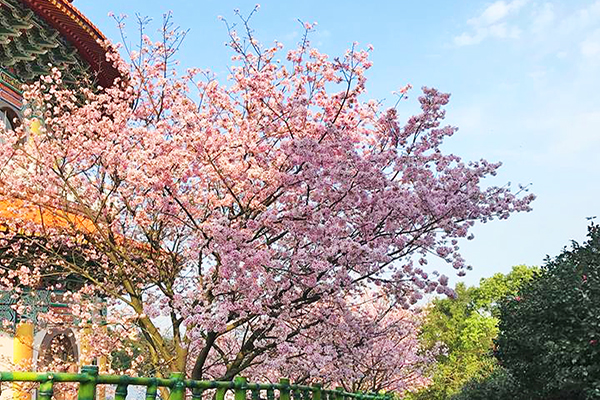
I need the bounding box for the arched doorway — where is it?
[38,329,79,400]
[38,329,78,371]
[0,106,20,131]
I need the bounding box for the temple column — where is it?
[29,118,41,135]
[80,325,107,400]
[97,354,107,400]
[13,321,34,400]
[79,326,93,366]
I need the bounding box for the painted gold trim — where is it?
[48,0,102,42]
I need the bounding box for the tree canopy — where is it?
[0,14,533,390]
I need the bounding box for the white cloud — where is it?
[454,0,527,46]
[450,1,600,167]
[471,1,512,25]
[454,0,600,58]
[577,28,600,61]
[528,68,547,80]
[581,38,600,57]
[469,0,528,26]
[488,22,521,38]
[558,1,600,36]
[574,0,600,28]
[531,3,555,33]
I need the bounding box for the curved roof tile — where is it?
[18,0,119,87]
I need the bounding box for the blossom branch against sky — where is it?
[74,1,600,288]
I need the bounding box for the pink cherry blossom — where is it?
[0,20,533,388]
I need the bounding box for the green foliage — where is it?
[109,338,146,373]
[109,336,172,377]
[408,265,538,400]
[448,367,521,400]
[495,224,600,400]
[473,264,540,318]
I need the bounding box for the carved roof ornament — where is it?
[0,0,119,88]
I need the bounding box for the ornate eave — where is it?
[0,0,119,90]
[18,0,119,87]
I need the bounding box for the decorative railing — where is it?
[0,366,391,400]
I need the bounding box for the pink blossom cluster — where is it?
[243,293,438,394]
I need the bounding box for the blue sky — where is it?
[75,0,600,286]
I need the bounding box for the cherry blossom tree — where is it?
[0,11,533,388]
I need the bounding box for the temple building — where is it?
[0,0,118,395]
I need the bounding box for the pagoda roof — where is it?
[0,0,119,88]
[0,198,96,234]
[18,0,119,87]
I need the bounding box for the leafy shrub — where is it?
[495,224,600,399]
[449,367,521,400]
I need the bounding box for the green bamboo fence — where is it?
[0,366,392,400]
